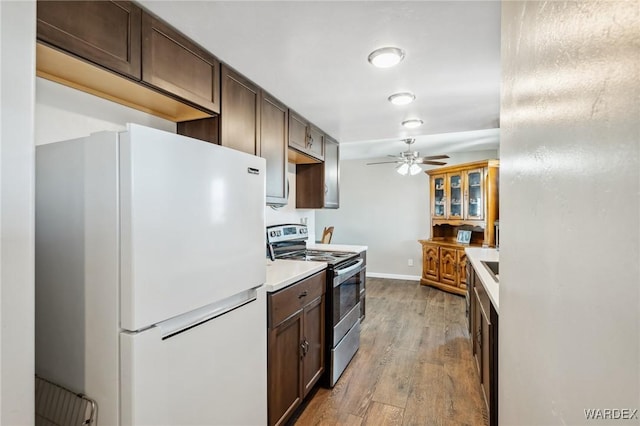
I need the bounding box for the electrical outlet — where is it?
[408,258,414,267]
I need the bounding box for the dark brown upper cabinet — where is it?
[288,111,308,153]
[260,92,289,205]
[220,65,260,155]
[142,12,220,113]
[296,135,339,209]
[288,110,324,162]
[37,1,142,79]
[307,125,325,161]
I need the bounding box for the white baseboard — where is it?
[366,272,421,281]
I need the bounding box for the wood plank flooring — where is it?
[293,278,488,426]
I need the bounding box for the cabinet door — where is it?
[221,65,260,155]
[261,92,288,205]
[302,296,325,397]
[323,136,340,208]
[431,174,446,218]
[37,1,141,79]
[288,111,308,152]
[447,172,464,219]
[440,248,458,286]
[465,168,485,220]
[142,12,220,113]
[457,250,468,289]
[422,244,439,281]
[307,125,325,161]
[268,312,303,426]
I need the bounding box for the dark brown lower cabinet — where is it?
[468,264,498,426]
[268,271,326,426]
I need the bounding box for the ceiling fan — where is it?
[366,138,449,175]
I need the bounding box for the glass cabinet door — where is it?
[432,175,446,218]
[448,173,463,219]
[465,168,484,220]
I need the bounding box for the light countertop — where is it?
[465,247,499,313]
[265,259,327,293]
[308,243,368,253]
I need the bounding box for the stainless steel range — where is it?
[267,224,365,387]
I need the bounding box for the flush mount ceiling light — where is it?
[401,119,424,128]
[368,47,405,68]
[388,92,416,105]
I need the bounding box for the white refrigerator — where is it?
[35,124,267,426]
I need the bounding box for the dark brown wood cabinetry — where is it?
[35,0,339,206]
[36,1,217,121]
[260,92,289,205]
[467,263,498,426]
[37,1,142,79]
[268,271,326,426]
[142,12,220,113]
[220,65,260,154]
[288,111,324,162]
[288,111,309,153]
[307,125,325,161]
[296,136,340,209]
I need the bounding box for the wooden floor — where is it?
[293,278,488,426]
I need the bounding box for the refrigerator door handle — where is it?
[157,286,261,340]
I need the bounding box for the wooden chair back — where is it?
[321,226,334,244]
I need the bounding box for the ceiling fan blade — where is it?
[419,160,448,166]
[422,154,450,160]
[367,161,402,165]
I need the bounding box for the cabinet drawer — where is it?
[269,271,326,327]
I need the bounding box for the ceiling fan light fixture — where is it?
[396,163,410,175]
[401,119,424,129]
[368,47,405,68]
[388,92,416,105]
[409,163,422,175]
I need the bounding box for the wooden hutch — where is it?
[419,160,499,295]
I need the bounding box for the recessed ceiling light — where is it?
[388,92,416,105]
[401,119,424,129]
[368,47,405,68]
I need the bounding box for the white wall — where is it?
[501,2,639,424]
[36,78,175,145]
[0,1,36,424]
[315,150,497,279]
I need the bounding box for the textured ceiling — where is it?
[139,1,501,159]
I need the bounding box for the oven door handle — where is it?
[333,259,364,287]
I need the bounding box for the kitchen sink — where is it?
[481,261,499,282]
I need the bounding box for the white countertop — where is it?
[265,259,327,293]
[307,243,368,253]
[465,247,500,313]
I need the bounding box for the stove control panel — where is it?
[267,224,308,244]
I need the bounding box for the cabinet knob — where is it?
[298,290,308,299]
[300,339,309,357]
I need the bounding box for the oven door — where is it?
[332,258,364,346]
